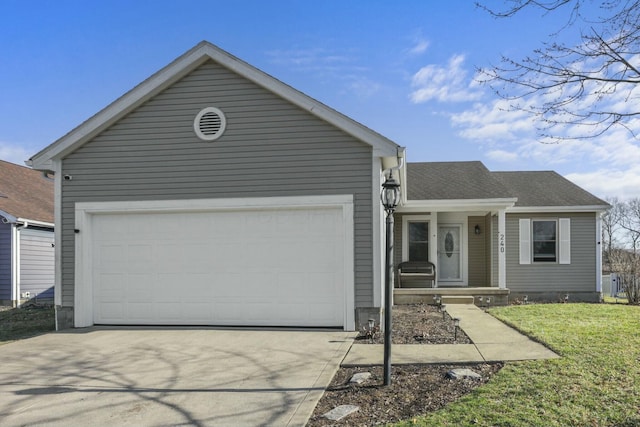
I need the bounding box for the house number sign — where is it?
[499,233,505,253]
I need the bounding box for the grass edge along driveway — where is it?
[395,303,640,427]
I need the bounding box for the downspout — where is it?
[382,148,405,181]
[13,221,30,307]
[10,224,19,307]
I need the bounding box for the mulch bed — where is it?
[355,303,472,345]
[307,304,503,426]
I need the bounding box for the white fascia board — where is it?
[15,218,55,228]
[398,198,517,213]
[30,44,212,170]
[507,205,610,213]
[0,210,17,223]
[30,41,399,170]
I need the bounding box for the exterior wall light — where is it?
[474,224,481,235]
[381,170,401,213]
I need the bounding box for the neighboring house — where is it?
[0,160,55,306]
[28,41,609,331]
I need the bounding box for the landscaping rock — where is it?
[349,372,372,384]
[322,405,360,421]
[447,368,482,380]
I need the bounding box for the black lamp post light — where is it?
[381,170,401,386]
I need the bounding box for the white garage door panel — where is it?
[92,207,346,327]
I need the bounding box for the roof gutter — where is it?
[0,212,54,228]
[399,198,517,213]
[507,205,611,213]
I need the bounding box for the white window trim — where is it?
[402,215,432,262]
[519,217,571,265]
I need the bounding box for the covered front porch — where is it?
[386,160,518,307]
[393,204,513,289]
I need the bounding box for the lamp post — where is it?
[381,169,401,386]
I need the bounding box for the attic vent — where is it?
[194,107,226,141]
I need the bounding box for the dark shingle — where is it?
[407,161,515,200]
[492,171,609,207]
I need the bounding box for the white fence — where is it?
[602,273,625,297]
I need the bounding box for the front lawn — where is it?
[397,303,640,427]
[0,305,55,344]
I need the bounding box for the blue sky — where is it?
[1,1,636,199]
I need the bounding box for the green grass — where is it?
[395,303,640,427]
[603,295,629,304]
[0,305,55,344]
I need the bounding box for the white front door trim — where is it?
[74,195,355,330]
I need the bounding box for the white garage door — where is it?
[89,203,348,327]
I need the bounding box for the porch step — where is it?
[394,287,510,306]
[441,295,475,305]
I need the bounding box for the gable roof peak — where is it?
[29,41,399,170]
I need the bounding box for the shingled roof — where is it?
[407,161,515,200]
[492,171,609,208]
[0,160,54,224]
[407,161,609,209]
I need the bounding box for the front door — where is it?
[438,225,462,281]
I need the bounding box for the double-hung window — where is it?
[532,220,557,262]
[519,218,570,265]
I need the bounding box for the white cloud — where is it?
[567,167,640,200]
[0,142,33,166]
[265,47,362,73]
[451,99,536,141]
[408,39,429,56]
[410,54,483,103]
[486,149,519,162]
[448,81,640,199]
[346,76,382,98]
[266,46,383,99]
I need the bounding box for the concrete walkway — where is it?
[343,304,559,366]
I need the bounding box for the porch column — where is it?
[498,209,506,289]
[431,211,438,286]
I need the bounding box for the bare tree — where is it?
[606,197,640,303]
[602,196,623,267]
[477,1,640,143]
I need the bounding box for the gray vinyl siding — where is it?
[20,228,54,299]
[393,213,404,268]
[506,212,597,293]
[0,221,11,300]
[60,60,374,308]
[468,216,486,286]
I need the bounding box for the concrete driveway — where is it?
[0,327,355,426]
